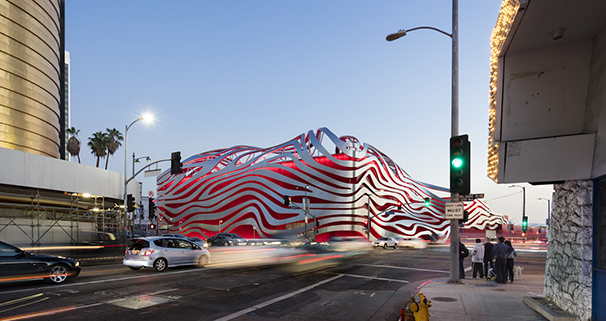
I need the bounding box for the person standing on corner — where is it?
[493,236,512,284]
[471,238,485,279]
[505,240,517,283]
[459,240,469,279]
[483,238,494,279]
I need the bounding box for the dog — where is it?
[487,268,497,280]
[513,265,524,280]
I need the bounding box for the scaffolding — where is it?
[0,189,123,247]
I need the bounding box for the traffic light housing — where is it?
[283,195,291,206]
[171,151,183,175]
[424,197,431,207]
[150,223,156,230]
[522,216,528,231]
[148,197,156,219]
[449,135,471,195]
[458,210,469,224]
[363,220,369,230]
[127,194,134,212]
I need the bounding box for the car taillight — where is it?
[143,249,154,256]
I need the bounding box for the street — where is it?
[0,244,546,321]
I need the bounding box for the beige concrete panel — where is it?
[0,148,125,199]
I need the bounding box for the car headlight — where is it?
[74,261,80,267]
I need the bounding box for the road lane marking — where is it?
[356,264,450,274]
[213,275,344,321]
[338,273,409,283]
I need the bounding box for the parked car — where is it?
[207,235,235,246]
[373,237,398,249]
[216,233,248,245]
[123,236,210,272]
[187,236,208,249]
[393,236,428,249]
[0,241,81,284]
[162,233,186,238]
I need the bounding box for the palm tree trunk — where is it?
[96,156,100,167]
[105,154,109,169]
[77,155,81,163]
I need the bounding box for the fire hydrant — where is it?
[404,292,431,321]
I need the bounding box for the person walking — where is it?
[505,240,517,283]
[483,239,494,279]
[493,236,512,284]
[459,241,469,279]
[471,238,485,278]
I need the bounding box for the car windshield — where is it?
[128,239,150,250]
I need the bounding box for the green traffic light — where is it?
[424,197,430,207]
[452,158,463,168]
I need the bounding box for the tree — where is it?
[66,127,81,163]
[104,128,123,170]
[88,131,108,168]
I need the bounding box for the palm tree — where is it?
[66,127,81,163]
[104,128,123,170]
[88,131,108,168]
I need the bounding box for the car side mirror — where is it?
[16,250,26,258]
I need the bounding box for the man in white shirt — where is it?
[471,238,485,278]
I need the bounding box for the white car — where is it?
[373,237,398,249]
[394,236,428,249]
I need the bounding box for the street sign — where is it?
[148,191,154,198]
[455,193,485,202]
[445,202,465,219]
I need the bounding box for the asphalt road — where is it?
[0,245,546,321]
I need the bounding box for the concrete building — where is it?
[0,1,133,247]
[490,0,606,319]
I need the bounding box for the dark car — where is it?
[0,241,81,284]
[216,233,248,245]
[207,235,235,246]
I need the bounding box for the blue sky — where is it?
[65,0,553,224]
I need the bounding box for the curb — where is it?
[522,297,576,321]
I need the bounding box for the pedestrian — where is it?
[493,236,512,283]
[459,241,469,279]
[505,240,517,283]
[483,238,494,279]
[471,238,484,278]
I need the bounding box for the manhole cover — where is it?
[431,297,457,302]
[111,295,172,310]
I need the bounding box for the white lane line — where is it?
[0,267,216,295]
[213,274,344,321]
[357,264,450,274]
[339,273,409,283]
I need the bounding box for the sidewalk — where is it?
[415,274,548,321]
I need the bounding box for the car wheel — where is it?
[197,255,209,267]
[154,258,167,272]
[383,244,387,249]
[128,266,142,270]
[47,264,69,284]
[393,244,397,249]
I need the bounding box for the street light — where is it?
[133,153,152,176]
[219,220,223,233]
[386,0,459,282]
[509,185,526,223]
[123,114,153,240]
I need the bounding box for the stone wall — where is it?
[544,180,593,321]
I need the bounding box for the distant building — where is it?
[0,1,129,247]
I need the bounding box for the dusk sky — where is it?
[65,1,553,224]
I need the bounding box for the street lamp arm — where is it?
[386,26,452,41]
[126,117,144,132]
[368,205,400,220]
[126,158,170,185]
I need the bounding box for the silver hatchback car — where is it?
[123,237,211,272]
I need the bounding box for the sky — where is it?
[65,0,554,225]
